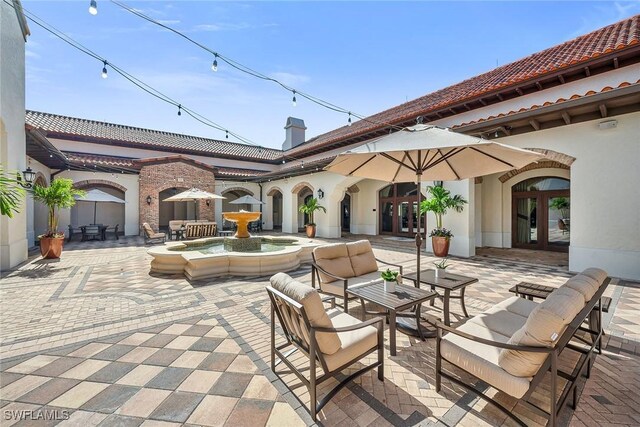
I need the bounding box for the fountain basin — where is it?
[148,235,319,280]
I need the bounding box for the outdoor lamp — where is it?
[17,167,36,188]
[434,181,444,187]
[206,200,211,206]
[89,0,97,15]
[317,189,324,199]
[146,195,152,205]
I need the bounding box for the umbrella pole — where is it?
[415,173,423,288]
[94,201,97,224]
[195,200,198,221]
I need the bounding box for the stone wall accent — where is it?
[139,159,216,231]
[291,181,313,195]
[498,160,569,183]
[74,179,127,192]
[266,186,283,197]
[221,186,254,196]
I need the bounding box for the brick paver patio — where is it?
[1,236,638,426]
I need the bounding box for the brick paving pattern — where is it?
[1,236,638,426]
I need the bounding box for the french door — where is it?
[379,183,426,237]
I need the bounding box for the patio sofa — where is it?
[267,272,384,421]
[433,268,609,427]
[311,240,403,313]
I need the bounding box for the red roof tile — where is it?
[286,15,640,157]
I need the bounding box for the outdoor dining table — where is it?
[80,224,109,241]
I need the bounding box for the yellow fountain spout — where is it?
[222,211,261,238]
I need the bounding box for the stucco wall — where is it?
[0,1,28,270]
[25,158,50,245]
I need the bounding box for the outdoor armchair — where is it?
[267,272,384,421]
[142,222,166,244]
[311,240,403,312]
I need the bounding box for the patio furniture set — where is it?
[266,239,610,425]
[67,223,119,242]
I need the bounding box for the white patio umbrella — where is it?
[325,124,545,286]
[162,188,225,220]
[76,189,125,224]
[229,195,265,205]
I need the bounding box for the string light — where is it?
[177,104,181,116]
[211,54,218,72]
[292,90,297,107]
[348,112,352,126]
[101,60,108,79]
[301,161,304,169]
[89,0,97,15]
[225,130,228,139]
[494,130,499,138]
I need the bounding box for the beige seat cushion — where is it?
[323,308,378,373]
[346,240,379,276]
[493,296,539,318]
[562,276,599,303]
[314,244,356,283]
[580,268,607,284]
[467,305,529,338]
[499,286,584,377]
[319,271,382,297]
[441,321,531,398]
[269,273,341,355]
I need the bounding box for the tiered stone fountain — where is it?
[221,211,262,252]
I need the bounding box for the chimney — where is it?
[282,117,306,150]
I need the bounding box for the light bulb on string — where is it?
[494,130,499,138]
[225,130,229,139]
[347,112,352,126]
[301,161,304,169]
[282,159,286,164]
[292,90,297,107]
[211,54,218,72]
[89,0,97,15]
[177,105,182,116]
[101,61,108,79]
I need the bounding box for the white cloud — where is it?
[269,72,310,87]
[191,22,277,33]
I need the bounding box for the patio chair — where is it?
[81,225,102,241]
[142,223,166,244]
[67,225,82,242]
[267,272,384,421]
[106,224,119,240]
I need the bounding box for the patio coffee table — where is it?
[347,282,437,356]
[404,270,478,326]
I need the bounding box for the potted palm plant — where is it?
[32,178,85,259]
[298,197,326,238]
[420,185,467,257]
[0,167,25,218]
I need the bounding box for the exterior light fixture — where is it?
[292,90,297,107]
[17,167,36,188]
[347,112,352,126]
[434,181,443,187]
[177,105,182,116]
[317,189,325,199]
[146,195,152,205]
[89,0,97,15]
[101,61,108,79]
[206,200,211,206]
[211,54,218,72]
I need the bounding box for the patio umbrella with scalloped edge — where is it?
[76,188,126,224]
[163,188,225,220]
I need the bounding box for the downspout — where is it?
[258,182,263,230]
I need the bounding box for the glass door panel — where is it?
[548,196,570,247]
[398,202,409,233]
[412,202,420,234]
[381,202,394,233]
[515,197,538,245]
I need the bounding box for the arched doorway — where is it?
[270,189,283,230]
[159,187,192,231]
[221,188,253,212]
[341,193,351,233]
[379,182,426,237]
[512,176,570,252]
[72,183,126,232]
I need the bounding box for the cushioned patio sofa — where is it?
[433,268,610,426]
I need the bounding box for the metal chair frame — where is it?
[267,286,384,422]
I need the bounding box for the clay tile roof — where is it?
[286,14,640,156]
[64,151,140,169]
[215,167,270,178]
[26,110,283,162]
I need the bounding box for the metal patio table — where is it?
[404,270,478,326]
[347,282,437,356]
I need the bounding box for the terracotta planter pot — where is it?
[305,224,317,238]
[39,236,64,259]
[432,236,450,257]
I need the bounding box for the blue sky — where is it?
[24,1,640,150]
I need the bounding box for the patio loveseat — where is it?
[311,240,403,313]
[168,219,209,240]
[433,268,609,427]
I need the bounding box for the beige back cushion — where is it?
[313,244,356,283]
[499,286,584,377]
[580,268,607,284]
[142,223,154,235]
[563,276,599,303]
[347,240,379,276]
[269,273,341,355]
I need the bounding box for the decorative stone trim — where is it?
[499,161,569,183]
[34,172,48,187]
[474,177,483,184]
[291,181,314,195]
[221,187,254,196]
[347,184,360,194]
[74,179,127,192]
[524,148,576,166]
[266,187,284,197]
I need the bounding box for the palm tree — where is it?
[298,197,326,226]
[32,178,85,237]
[0,167,25,218]
[420,185,467,230]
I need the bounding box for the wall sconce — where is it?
[206,200,211,206]
[16,167,36,188]
[433,181,443,187]
[146,195,152,205]
[317,189,325,199]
